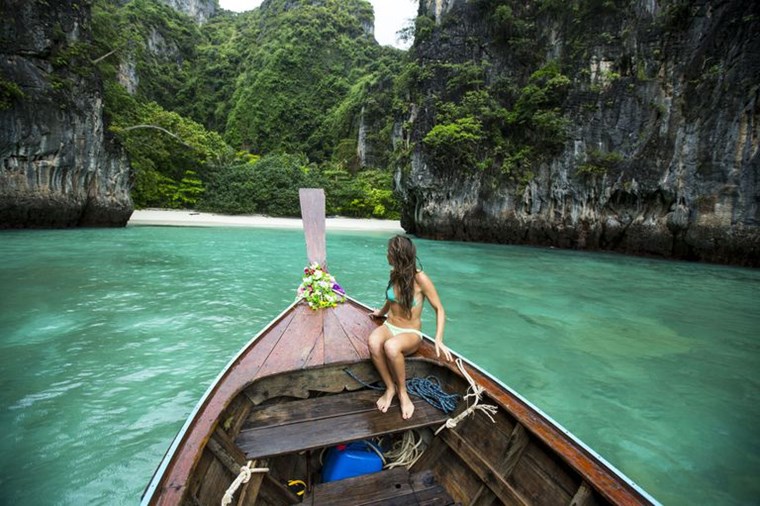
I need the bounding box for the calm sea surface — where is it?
[0,226,758,505]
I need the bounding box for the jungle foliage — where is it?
[88,0,401,218]
[83,0,603,216]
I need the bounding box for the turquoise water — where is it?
[0,226,758,505]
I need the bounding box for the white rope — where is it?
[220,460,270,506]
[383,430,425,470]
[435,358,498,436]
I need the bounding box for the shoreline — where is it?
[127,209,404,232]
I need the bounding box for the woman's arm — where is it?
[370,300,391,319]
[416,272,452,361]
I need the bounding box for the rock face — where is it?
[0,0,132,228]
[398,0,760,266]
[158,0,216,24]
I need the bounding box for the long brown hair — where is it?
[387,235,417,317]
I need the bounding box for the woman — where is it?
[369,235,452,420]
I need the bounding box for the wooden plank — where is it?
[462,423,529,506]
[303,327,326,368]
[214,427,248,464]
[425,446,482,504]
[239,308,298,371]
[508,441,575,505]
[146,303,382,504]
[324,308,362,363]
[220,394,253,437]
[236,393,449,459]
[502,423,530,478]
[186,451,214,503]
[245,362,381,405]
[195,459,232,506]
[410,470,456,506]
[256,473,301,505]
[409,435,449,474]
[438,429,529,506]
[237,466,266,506]
[413,487,457,506]
[333,301,375,360]
[453,404,514,469]
[411,343,654,505]
[306,468,412,505]
[243,390,383,430]
[570,482,600,506]
[207,437,242,476]
[299,188,327,268]
[255,306,324,378]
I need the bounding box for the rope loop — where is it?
[435,358,498,435]
[221,460,270,506]
[383,429,425,470]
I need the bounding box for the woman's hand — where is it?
[368,309,385,319]
[435,340,453,362]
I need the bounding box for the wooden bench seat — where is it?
[300,468,458,506]
[235,389,450,459]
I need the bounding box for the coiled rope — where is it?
[383,430,425,469]
[344,368,459,414]
[220,460,270,506]
[435,358,498,435]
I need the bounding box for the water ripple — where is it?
[1,227,758,505]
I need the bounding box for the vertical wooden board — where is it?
[507,441,576,505]
[299,188,327,268]
[333,302,376,359]
[324,308,362,363]
[303,329,325,368]
[427,447,484,504]
[570,482,601,506]
[438,429,527,505]
[453,410,514,467]
[219,393,253,437]
[231,308,298,381]
[410,469,458,505]
[309,468,413,505]
[522,439,579,495]
[410,433,449,473]
[239,473,266,506]
[195,458,232,506]
[260,474,302,504]
[186,450,214,500]
[470,486,500,506]
[255,306,324,378]
[501,423,530,479]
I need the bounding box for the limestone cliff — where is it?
[0,0,133,228]
[159,0,216,24]
[397,0,759,266]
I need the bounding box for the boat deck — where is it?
[236,389,449,459]
[303,467,457,505]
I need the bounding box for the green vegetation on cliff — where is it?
[87,0,401,218]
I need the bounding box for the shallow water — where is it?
[0,226,758,505]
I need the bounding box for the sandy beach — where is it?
[127,209,404,232]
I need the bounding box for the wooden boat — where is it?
[142,190,659,506]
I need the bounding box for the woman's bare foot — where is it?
[399,391,415,419]
[376,387,396,413]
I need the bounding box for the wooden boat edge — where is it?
[345,289,661,506]
[140,298,303,504]
[409,349,662,506]
[142,294,661,506]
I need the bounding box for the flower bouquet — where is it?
[296,263,346,310]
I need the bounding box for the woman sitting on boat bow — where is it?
[369,235,452,419]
